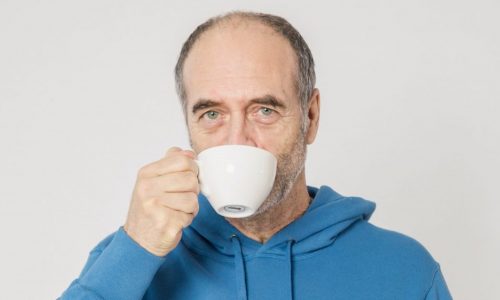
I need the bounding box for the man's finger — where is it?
[139,152,197,178]
[165,147,183,156]
[180,150,196,159]
[155,192,199,215]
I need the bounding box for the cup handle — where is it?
[193,160,209,196]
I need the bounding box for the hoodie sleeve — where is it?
[58,227,166,300]
[424,264,453,300]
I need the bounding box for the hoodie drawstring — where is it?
[286,240,295,300]
[231,235,296,300]
[231,235,248,300]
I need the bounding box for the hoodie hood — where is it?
[186,185,376,258]
[182,185,376,300]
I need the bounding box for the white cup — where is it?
[196,145,277,218]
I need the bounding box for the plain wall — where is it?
[1,1,498,299]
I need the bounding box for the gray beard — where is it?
[251,133,307,216]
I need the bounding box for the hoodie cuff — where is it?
[79,227,165,300]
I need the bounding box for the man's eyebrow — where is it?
[191,99,220,114]
[191,95,286,114]
[250,95,286,109]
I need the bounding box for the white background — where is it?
[1,1,498,299]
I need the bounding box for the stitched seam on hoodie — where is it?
[73,279,106,300]
[422,263,441,299]
[181,239,236,263]
[183,238,338,263]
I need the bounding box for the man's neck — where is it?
[226,172,310,244]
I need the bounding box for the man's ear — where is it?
[305,88,320,145]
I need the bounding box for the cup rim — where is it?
[198,144,277,160]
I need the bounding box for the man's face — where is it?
[182,21,309,214]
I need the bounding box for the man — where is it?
[60,11,452,300]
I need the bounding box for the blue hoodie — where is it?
[60,186,452,299]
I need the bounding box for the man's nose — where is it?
[226,115,257,146]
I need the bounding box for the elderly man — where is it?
[60,11,452,300]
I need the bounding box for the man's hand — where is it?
[123,147,200,257]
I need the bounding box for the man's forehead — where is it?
[182,19,297,105]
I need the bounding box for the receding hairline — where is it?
[183,14,299,70]
[195,12,292,39]
[180,14,300,100]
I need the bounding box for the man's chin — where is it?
[248,180,295,218]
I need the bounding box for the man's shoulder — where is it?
[339,220,439,270]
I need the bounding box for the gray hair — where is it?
[174,11,316,116]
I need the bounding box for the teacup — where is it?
[196,145,277,218]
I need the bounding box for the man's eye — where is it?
[203,111,219,120]
[259,107,274,116]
